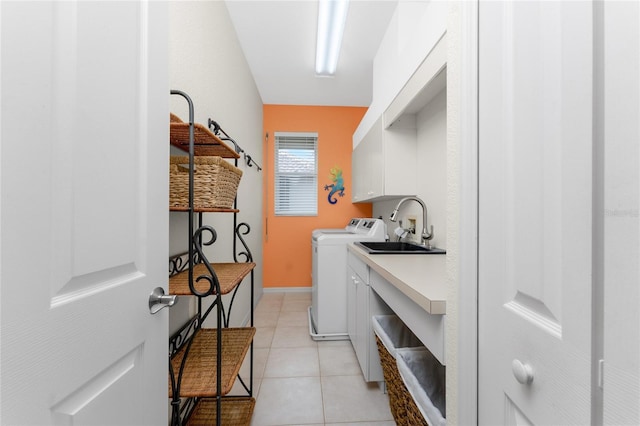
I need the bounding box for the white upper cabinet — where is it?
[352,116,417,202]
[352,34,447,203]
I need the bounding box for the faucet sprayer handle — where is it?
[422,225,433,247]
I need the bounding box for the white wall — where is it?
[168,1,264,333]
[444,4,462,425]
[415,88,447,248]
[444,3,480,423]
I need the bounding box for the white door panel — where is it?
[479,1,592,424]
[1,1,168,424]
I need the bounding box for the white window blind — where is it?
[274,132,318,216]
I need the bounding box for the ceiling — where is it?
[225,0,399,107]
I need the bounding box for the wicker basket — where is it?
[186,397,255,426]
[372,315,426,426]
[375,335,427,425]
[396,347,446,426]
[170,156,242,210]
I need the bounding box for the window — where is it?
[274,132,318,216]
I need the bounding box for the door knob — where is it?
[512,359,534,385]
[149,287,177,314]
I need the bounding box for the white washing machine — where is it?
[309,218,386,340]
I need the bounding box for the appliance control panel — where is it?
[354,218,385,238]
[347,218,361,227]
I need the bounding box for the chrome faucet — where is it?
[389,196,434,248]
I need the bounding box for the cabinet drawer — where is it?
[348,250,369,283]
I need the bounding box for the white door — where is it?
[478,1,593,424]
[1,2,169,425]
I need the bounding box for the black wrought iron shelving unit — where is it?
[168,90,257,426]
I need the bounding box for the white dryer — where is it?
[309,218,386,340]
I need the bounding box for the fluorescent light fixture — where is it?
[315,0,349,76]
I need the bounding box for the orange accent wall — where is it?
[263,105,372,288]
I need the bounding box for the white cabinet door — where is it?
[347,266,358,343]
[354,278,369,378]
[351,142,367,202]
[0,2,168,424]
[478,1,593,424]
[367,117,384,199]
[351,116,416,202]
[352,118,383,202]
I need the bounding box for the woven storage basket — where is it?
[170,156,242,210]
[396,347,446,426]
[372,315,424,426]
[375,335,418,425]
[185,397,255,426]
[405,396,430,426]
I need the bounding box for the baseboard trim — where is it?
[263,287,311,294]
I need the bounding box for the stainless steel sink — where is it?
[355,241,446,255]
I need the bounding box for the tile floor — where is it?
[235,291,396,426]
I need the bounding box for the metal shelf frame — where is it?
[167,90,256,426]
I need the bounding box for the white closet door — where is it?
[0,2,169,424]
[478,1,593,424]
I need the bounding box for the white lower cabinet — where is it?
[347,251,392,382]
[347,245,448,425]
[347,265,357,343]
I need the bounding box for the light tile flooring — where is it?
[237,291,396,426]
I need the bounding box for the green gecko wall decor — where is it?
[324,166,345,204]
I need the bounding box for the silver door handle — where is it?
[149,287,177,314]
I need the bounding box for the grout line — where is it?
[318,338,327,426]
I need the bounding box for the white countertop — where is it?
[348,242,447,315]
